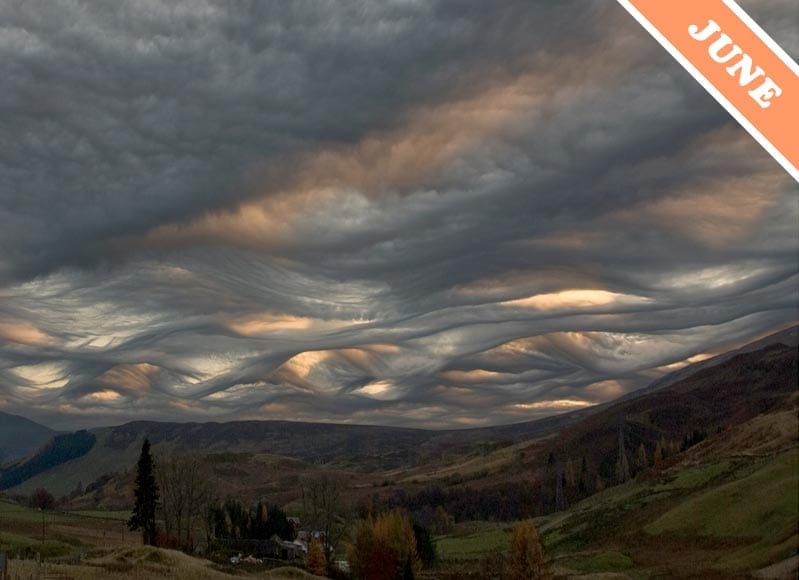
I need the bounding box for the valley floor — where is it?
[2,402,797,579]
[3,442,797,579]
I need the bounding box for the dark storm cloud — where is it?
[0,0,796,429]
[0,0,608,280]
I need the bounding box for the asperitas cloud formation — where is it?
[0,0,797,430]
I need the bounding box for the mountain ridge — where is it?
[0,410,55,464]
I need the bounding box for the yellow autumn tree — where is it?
[508,519,549,580]
[307,538,328,577]
[347,510,421,580]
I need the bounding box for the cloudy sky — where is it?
[0,0,797,431]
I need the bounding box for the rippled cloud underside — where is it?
[0,0,797,429]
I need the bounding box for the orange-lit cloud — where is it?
[83,389,122,402]
[280,350,335,381]
[99,363,159,393]
[440,369,505,383]
[272,344,404,388]
[512,399,593,411]
[610,129,786,246]
[13,362,67,389]
[584,379,626,400]
[500,289,649,310]
[227,313,368,336]
[0,318,54,346]
[452,269,603,301]
[653,353,713,373]
[357,380,395,398]
[138,30,646,255]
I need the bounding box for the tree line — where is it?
[367,426,700,522]
[125,439,452,579]
[125,421,709,578]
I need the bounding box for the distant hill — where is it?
[0,411,55,464]
[0,430,96,489]
[2,397,596,498]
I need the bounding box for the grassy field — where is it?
[71,510,131,521]
[0,498,131,561]
[0,499,321,579]
[434,521,514,560]
[5,547,322,580]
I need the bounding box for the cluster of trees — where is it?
[614,432,682,486]
[680,429,708,452]
[371,425,705,524]
[546,429,687,513]
[156,454,216,548]
[128,440,217,549]
[127,440,360,577]
[346,512,547,580]
[126,440,445,578]
[123,422,708,577]
[546,452,601,513]
[409,505,454,535]
[547,425,705,514]
[373,481,545,523]
[128,439,300,552]
[210,498,294,541]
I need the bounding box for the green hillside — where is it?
[540,449,798,577]
[429,406,799,578]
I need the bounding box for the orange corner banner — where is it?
[617,0,799,182]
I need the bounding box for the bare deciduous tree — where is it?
[155,453,216,551]
[301,475,352,564]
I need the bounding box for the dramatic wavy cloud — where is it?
[0,0,796,429]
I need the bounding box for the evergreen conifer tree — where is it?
[128,438,160,545]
